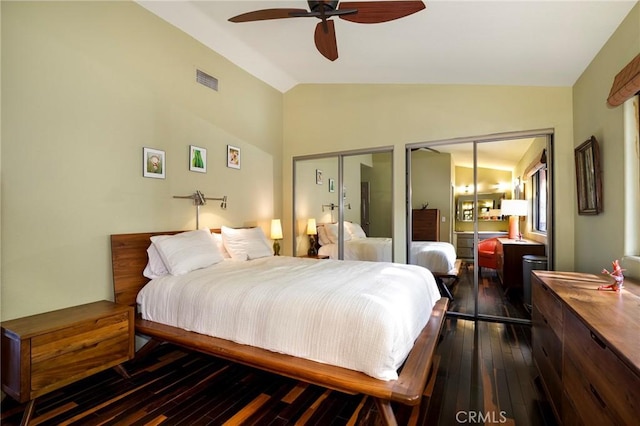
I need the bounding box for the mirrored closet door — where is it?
[293,148,393,261]
[407,132,553,324]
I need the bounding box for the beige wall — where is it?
[572,2,640,276]
[1,1,283,320]
[283,85,574,268]
[411,151,453,242]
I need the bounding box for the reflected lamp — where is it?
[307,218,317,256]
[501,199,528,241]
[270,219,283,256]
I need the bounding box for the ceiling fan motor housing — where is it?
[309,1,340,12]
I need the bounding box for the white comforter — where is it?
[318,238,457,274]
[318,237,392,262]
[137,256,440,381]
[410,241,457,274]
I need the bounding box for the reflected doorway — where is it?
[407,131,554,324]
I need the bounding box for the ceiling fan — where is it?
[228,1,426,61]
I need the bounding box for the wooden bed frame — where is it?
[110,229,449,425]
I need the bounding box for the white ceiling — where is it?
[137,0,636,93]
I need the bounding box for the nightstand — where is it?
[300,254,330,259]
[1,300,134,424]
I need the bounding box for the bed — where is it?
[111,227,448,425]
[317,222,459,293]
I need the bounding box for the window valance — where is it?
[607,53,640,107]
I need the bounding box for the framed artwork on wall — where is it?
[189,145,207,173]
[316,169,323,185]
[575,136,603,215]
[227,145,240,169]
[328,178,335,192]
[143,147,165,179]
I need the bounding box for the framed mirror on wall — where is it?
[293,148,393,261]
[575,136,603,215]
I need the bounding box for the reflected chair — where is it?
[477,237,499,276]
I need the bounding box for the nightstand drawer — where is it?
[30,311,131,393]
[31,312,129,363]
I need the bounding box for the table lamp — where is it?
[270,219,283,256]
[307,218,317,256]
[501,199,528,241]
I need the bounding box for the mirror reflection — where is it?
[293,150,393,261]
[409,135,552,323]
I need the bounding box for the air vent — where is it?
[196,69,218,91]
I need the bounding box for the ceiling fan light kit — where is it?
[228,1,426,61]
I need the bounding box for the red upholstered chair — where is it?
[477,237,499,275]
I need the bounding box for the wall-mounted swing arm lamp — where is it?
[321,203,351,212]
[173,190,228,229]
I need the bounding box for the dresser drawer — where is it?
[532,307,562,378]
[532,277,562,337]
[31,312,131,393]
[532,307,562,413]
[563,353,616,425]
[563,308,640,425]
[457,236,473,249]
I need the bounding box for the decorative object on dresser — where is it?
[599,259,625,291]
[1,300,135,426]
[270,219,283,256]
[495,237,545,292]
[532,271,640,424]
[575,136,603,215]
[500,199,528,240]
[412,208,440,241]
[306,218,318,256]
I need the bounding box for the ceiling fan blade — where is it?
[228,8,308,23]
[314,20,338,61]
[338,1,425,23]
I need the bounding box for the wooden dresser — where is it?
[412,209,440,241]
[496,238,545,290]
[1,300,134,424]
[532,271,640,424]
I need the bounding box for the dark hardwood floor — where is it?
[1,271,557,425]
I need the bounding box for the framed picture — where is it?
[189,145,207,173]
[316,169,323,185]
[227,145,240,169]
[143,147,165,179]
[575,136,603,215]
[328,178,335,192]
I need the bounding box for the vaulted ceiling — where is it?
[137,0,637,92]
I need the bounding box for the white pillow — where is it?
[345,222,367,239]
[317,224,331,246]
[211,232,231,259]
[325,222,352,244]
[221,226,273,260]
[143,243,169,279]
[150,229,223,275]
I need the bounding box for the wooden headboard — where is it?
[110,229,222,307]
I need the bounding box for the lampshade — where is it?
[270,219,283,240]
[501,199,528,217]
[306,218,317,235]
